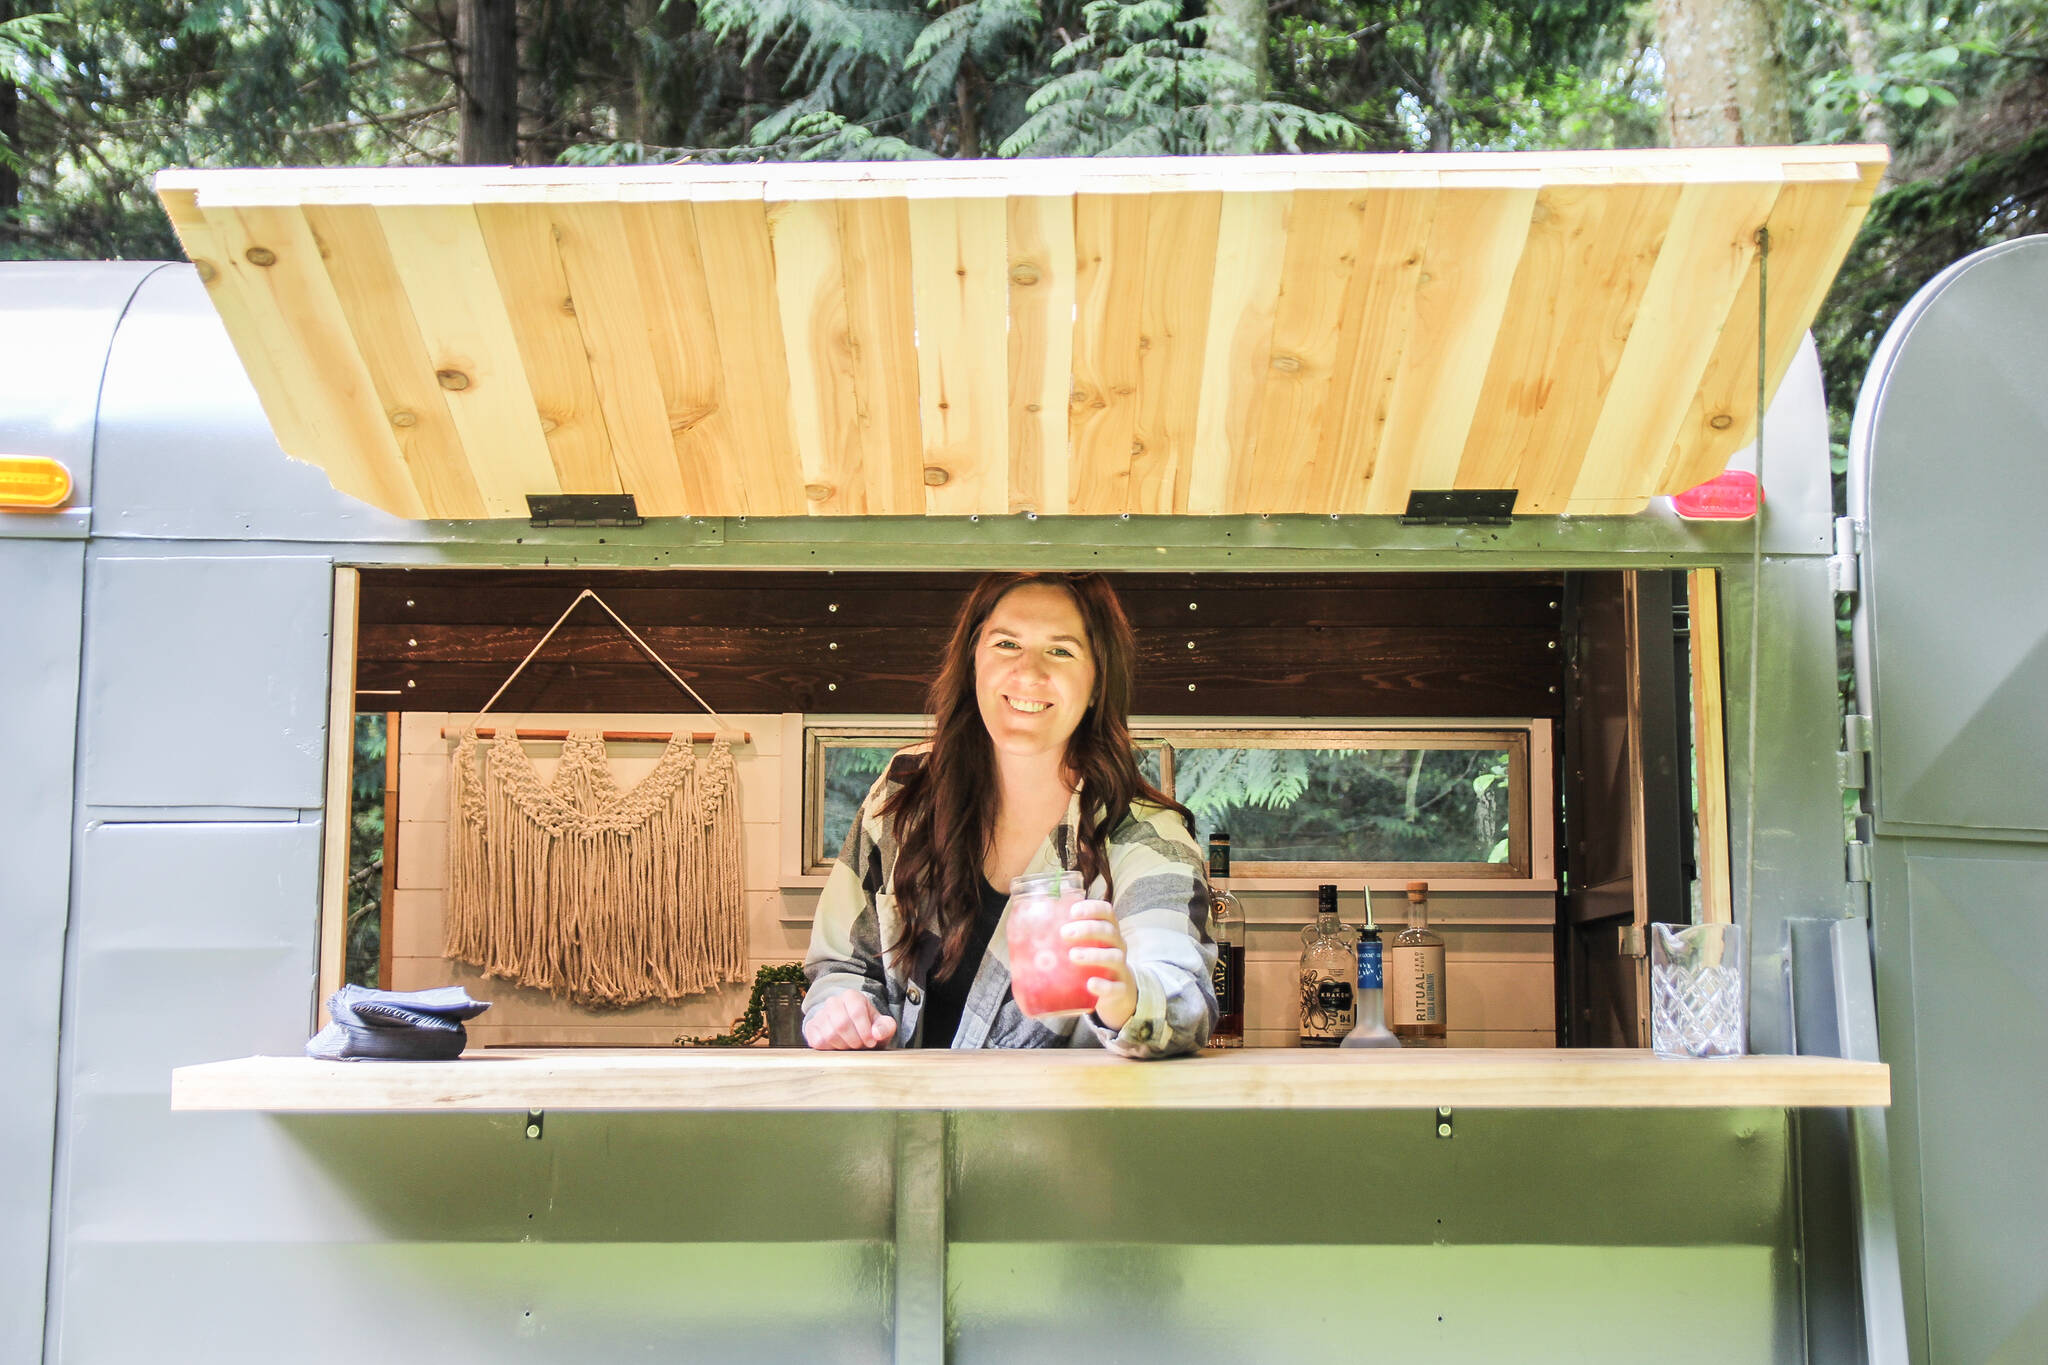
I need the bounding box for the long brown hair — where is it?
[882,572,1190,977]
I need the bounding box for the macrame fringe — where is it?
[445,729,746,1008]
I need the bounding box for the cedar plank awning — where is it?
[154,148,1888,521]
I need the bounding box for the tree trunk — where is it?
[1427,39,1454,152]
[1204,0,1269,104]
[955,64,981,159]
[458,0,520,163]
[1,0,18,220]
[517,0,561,166]
[1840,2,1891,148]
[1655,0,1794,146]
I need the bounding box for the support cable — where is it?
[1743,228,1770,927]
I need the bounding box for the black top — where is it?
[918,878,1011,1048]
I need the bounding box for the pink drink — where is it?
[1005,871,1102,1018]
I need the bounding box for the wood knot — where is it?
[1009,264,1041,286]
[389,410,418,429]
[923,466,950,487]
[1130,440,1145,456]
[560,296,576,316]
[539,417,560,434]
[1025,403,1042,414]
[244,246,277,267]
[1709,413,1734,431]
[436,369,472,392]
[1272,354,1302,373]
[192,259,218,283]
[804,483,835,501]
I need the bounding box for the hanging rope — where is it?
[444,591,747,1008]
[1742,227,1770,928]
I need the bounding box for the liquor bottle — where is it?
[1298,883,1357,1047]
[1340,884,1400,1048]
[1206,832,1245,1048]
[1386,880,1448,1047]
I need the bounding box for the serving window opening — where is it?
[326,567,1724,1054]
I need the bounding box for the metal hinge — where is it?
[1829,516,1864,595]
[526,493,644,528]
[1846,840,1872,884]
[1617,925,1646,958]
[1401,488,1518,526]
[1839,714,1873,790]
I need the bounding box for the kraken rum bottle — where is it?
[1206,833,1245,1048]
[1298,883,1357,1047]
[1386,881,1448,1047]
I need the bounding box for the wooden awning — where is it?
[156,148,1886,521]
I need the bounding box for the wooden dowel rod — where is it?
[438,725,750,744]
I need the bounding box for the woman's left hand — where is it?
[1063,899,1137,1031]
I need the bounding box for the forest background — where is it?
[5,0,2044,981]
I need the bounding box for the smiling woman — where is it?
[802,572,1217,1057]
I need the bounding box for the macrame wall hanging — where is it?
[444,590,747,1008]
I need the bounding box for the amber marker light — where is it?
[0,455,74,511]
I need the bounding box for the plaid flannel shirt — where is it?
[803,749,1217,1058]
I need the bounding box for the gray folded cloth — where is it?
[306,984,491,1061]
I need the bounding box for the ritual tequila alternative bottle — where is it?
[1206,832,1245,1048]
[1298,883,1357,1046]
[1386,881,1448,1047]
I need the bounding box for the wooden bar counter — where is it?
[171,1047,1889,1113]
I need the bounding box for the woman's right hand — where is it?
[803,990,899,1049]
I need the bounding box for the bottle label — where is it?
[1356,940,1382,990]
[1385,945,1445,1026]
[1211,955,1230,1000]
[1299,970,1355,1037]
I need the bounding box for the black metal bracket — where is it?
[1400,489,1518,526]
[524,1110,544,1140]
[1435,1106,1454,1139]
[526,493,644,528]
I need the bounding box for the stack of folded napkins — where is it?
[306,985,492,1061]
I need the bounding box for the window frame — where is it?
[787,716,1551,889]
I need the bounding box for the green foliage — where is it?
[1177,746,1508,863]
[1001,0,1362,155]
[1815,126,2048,436]
[346,713,386,987]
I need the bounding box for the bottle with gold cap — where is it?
[1385,880,1447,1047]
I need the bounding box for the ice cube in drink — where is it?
[1005,871,1104,1018]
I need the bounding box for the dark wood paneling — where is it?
[356,569,1565,717]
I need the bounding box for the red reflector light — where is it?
[1673,470,1760,520]
[0,455,74,511]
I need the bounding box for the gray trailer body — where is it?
[1,239,2039,1362]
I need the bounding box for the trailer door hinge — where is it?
[1617,925,1647,959]
[1401,489,1518,526]
[1830,516,1864,595]
[1846,840,1872,884]
[526,493,644,528]
[1844,713,1872,754]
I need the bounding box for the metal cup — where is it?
[763,982,805,1048]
